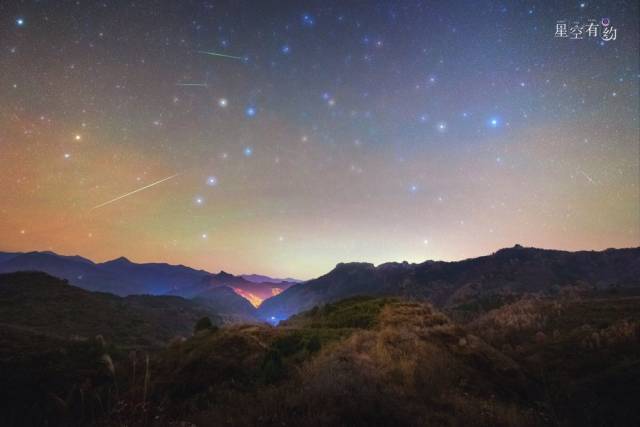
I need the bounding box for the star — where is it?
[74,134,82,141]
[488,117,500,128]
[218,98,228,107]
[281,45,290,54]
[244,147,253,156]
[436,121,447,132]
[201,233,208,239]
[195,196,204,205]
[302,14,315,26]
[245,106,256,117]
[206,176,218,186]
[15,18,25,27]
[64,153,71,159]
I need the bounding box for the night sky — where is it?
[1,0,638,279]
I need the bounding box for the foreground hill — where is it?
[145,297,538,426]
[1,278,638,426]
[0,271,223,347]
[114,294,640,426]
[258,246,640,321]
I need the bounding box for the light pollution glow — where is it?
[1,1,638,280]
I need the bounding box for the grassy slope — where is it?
[467,293,640,426]
[0,271,221,348]
[148,297,539,426]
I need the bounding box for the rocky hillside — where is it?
[258,246,640,321]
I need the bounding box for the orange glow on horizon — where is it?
[232,287,263,308]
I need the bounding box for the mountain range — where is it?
[258,245,640,321]
[2,246,639,324]
[0,251,297,315]
[2,246,640,426]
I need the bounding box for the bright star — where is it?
[436,121,447,132]
[195,197,204,205]
[281,45,290,54]
[218,98,228,107]
[201,233,208,239]
[74,134,82,141]
[15,18,25,27]
[244,147,253,156]
[488,117,500,128]
[64,153,71,159]
[245,106,256,117]
[206,176,218,186]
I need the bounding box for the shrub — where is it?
[194,317,215,334]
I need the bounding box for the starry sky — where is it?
[1,0,638,279]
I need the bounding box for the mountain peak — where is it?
[110,256,131,263]
[216,270,236,279]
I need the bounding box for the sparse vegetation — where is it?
[2,256,640,426]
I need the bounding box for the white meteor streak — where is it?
[197,50,244,60]
[91,173,180,211]
[176,83,208,87]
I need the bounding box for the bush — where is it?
[194,317,215,334]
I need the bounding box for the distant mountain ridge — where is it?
[240,274,303,284]
[257,245,640,321]
[3,246,640,324]
[0,251,299,310]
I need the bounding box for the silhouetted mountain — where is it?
[0,251,125,294]
[175,272,296,308]
[0,271,222,347]
[98,256,211,294]
[258,246,640,321]
[240,274,302,284]
[0,252,20,263]
[193,286,258,321]
[0,251,297,315]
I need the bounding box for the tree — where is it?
[194,316,214,334]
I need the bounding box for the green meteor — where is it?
[197,50,244,60]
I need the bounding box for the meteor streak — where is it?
[197,50,244,60]
[176,83,208,87]
[90,173,180,211]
